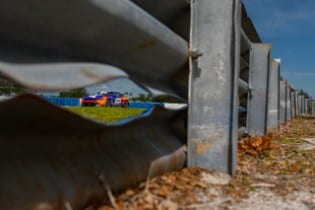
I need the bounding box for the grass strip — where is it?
[66,107,146,123]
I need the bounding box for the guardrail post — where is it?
[301,95,306,115]
[302,95,305,115]
[297,94,302,116]
[267,59,280,129]
[306,98,308,115]
[188,0,241,175]
[305,98,310,115]
[279,80,286,124]
[246,44,271,135]
[295,90,301,116]
[286,82,292,121]
[291,90,296,119]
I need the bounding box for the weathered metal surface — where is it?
[295,92,300,116]
[241,4,261,43]
[286,83,292,121]
[291,90,296,119]
[0,94,186,210]
[0,0,188,94]
[305,98,310,115]
[301,95,305,115]
[240,57,249,73]
[188,0,241,175]
[0,1,299,209]
[279,80,286,124]
[131,0,190,40]
[297,95,303,116]
[0,61,128,91]
[240,29,252,53]
[267,59,280,129]
[238,78,249,97]
[247,43,271,135]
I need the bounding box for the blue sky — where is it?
[243,0,315,98]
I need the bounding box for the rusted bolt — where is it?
[190,48,203,59]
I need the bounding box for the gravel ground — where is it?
[88,117,315,210]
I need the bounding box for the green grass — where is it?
[66,107,146,123]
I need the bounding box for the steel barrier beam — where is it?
[238,78,249,97]
[240,57,250,72]
[279,80,286,124]
[0,61,128,91]
[286,82,292,121]
[0,94,186,210]
[188,0,241,175]
[241,29,252,52]
[246,43,271,135]
[240,29,251,81]
[0,0,188,95]
[267,59,280,129]
[131,0,190,40]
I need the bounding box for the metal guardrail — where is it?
[44,96,81,106]
[0,0,313,209]
[0,61,128,90]
[0,94,186,210]
[0,0,188,95]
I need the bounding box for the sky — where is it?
[243,0,315,98]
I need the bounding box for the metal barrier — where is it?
[0,0,313,209]
[0,94,186,210]
[44,96,81,107]
[268,59,281,129]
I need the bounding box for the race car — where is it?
[81,92,108,107]
[106,91,129,107]
[81,91,129,107]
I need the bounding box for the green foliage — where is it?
[307,100,313,114]
[66,107,146,123]
[133,93,152,101]
[298,89,310,98]
[133,93,184,103]
[59,88,88,98]
[0,74,25,95]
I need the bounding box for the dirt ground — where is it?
[92,117,315,210]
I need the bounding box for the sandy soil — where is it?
[89,117,315,210]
